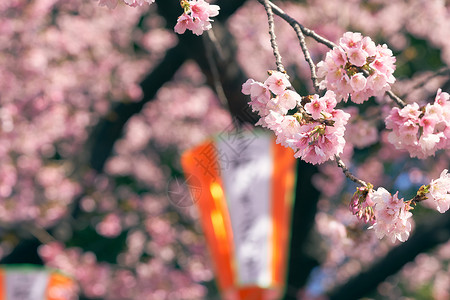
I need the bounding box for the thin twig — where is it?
[335,155,367,187]
[206,28,225,61]
[295,27,321,93]
[259,0,286,73]
[257,0,322,92]
[386,90,407,108]
[24,224,56,244]
[267,1,337,49]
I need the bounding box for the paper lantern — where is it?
[181,130,296,300]
[0,265,76,300]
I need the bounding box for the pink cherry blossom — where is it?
[243,74,349,165]
[190,0,219,21]
[340,32,363,51]
[370,187,413,243]
[278,89,300,111]
[350,73,367,92]
[317,32,396,104]
[426,169,450,213]
[290,103,350,165]
[174,0,220,36]
[174,14,196,35]
[347,48,368,67]
[262,110,284,131]
[242,78,271,115]
[435,88,450,105]
[266,95,289,115]
[244,72,295,119]
[241,78,255,95]
[385,89,450,158]
[274,115,301,148]
[305,94,326,119]
[264,71,292,95]
[349,185,375,224]
[323,91,338,112]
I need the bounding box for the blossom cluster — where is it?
[385,89,450,158]
[98,0,155,9]
[174,0,220,36]
[242,71,350,164]
[317,32,396,104]
[350,168,450,244]
[370,187,413,243]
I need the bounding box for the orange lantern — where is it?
[181,130,296,300]
[0,265,77,300]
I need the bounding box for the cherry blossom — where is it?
[304,94,326,120]
[317,32,396,104]
[174,0,220,36]
[243,72,350,165]
[349,185,375,224]
[426,169,450,213]
[370,188,413,243]
[289,105,350,164]
[264,70,292,95]
[385,89,450,158]
[242,71,296,119]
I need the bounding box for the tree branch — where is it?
[258,0,286,73]
[335,155,367,187]
[266,1,337,49]
[386,90,406,108]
